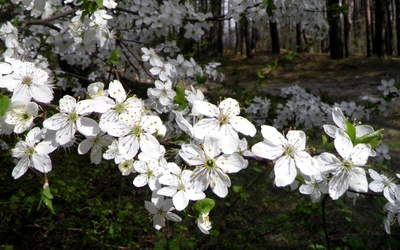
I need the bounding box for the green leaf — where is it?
[0,95,10,116]
[232,185,242,193]
[345,121,356,142]
[109,48,121,67]
[354,129,384,149]
[263,0,277,16]
[39,184,55,214]
[194,198,215,215]
[173,85,188,110]
[195,75,207,85]
[95,0,103,8]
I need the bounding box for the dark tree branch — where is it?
[20,10,74,32]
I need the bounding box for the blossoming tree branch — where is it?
[1,0,400,237]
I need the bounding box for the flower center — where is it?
[132,125,142,136]
[115,103,125,114]
[177,182,185,191]
[22,76,33,86]
[25,147,35,156]
[147,170,154,177]
[219,114,229,125]
[204,158,215,169]
[283,145,295,157]
[342,159,353,171]
[68,112,79,123]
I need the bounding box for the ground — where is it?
[220,53,400,100]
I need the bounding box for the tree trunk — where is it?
[206,0,223,58]
[296,23,303,52]
[235,21,240,55]
[343,0,352,57]
[244,17,254,58]
[375,0,387,57]
[385,0,394,55]
[396,0,400,55]
[365,0,373,57]
[327,0,344,59]
[251,25,258,56]
[353,0,362,48]
[270,21,280,55]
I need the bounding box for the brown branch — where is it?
[118,40,156,81]
[20,10,75,31]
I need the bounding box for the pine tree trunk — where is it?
[270,21,280,55]
[375,0,387,57]
[205,0,223,58]
[385,0,394,55]
[396,0,400,55]
[244,17,254,58]
[296,23,303,52]
[327,0,344,59]
[365,0,373,57]
[343,0,352,57]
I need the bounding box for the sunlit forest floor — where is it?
[1,53,400,249]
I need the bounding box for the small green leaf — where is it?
[355,129,384,149]
[195,75,208,85]
[232,185,242,193]
[194,198,215,215]
[346,121,356,142]
[0,95,10,116]
[322,134,328,145]
[173,85,188,110]
[39,184,55,214]
[95,0,103,8]
[109,48,121,67]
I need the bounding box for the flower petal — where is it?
[274,155,297,187]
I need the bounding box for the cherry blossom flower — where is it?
[196,212,212,234]
[99,80,143,132]
[78,132,114,164]
[299,175,329,203]
[145,192,182,230]
[368,169,399,203]
[251,125,318,187]
[314,130,371,200]
[149,60,174,81]
[0,58,53,103]
[378,79,398,96]
[11,127,56,179]
[133,151,167,191]
[157,163,206,211]
[147,79,176,106]
[103,0,117,9]
[118,159,136,176]
[43,95,100,146]
[4,101,38,134]
[107,113,165,160]
[179,135,248,198]
[141,47,162,66]
[193,98,256,154]
[323,107,374,140]
[103,139,125,164]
